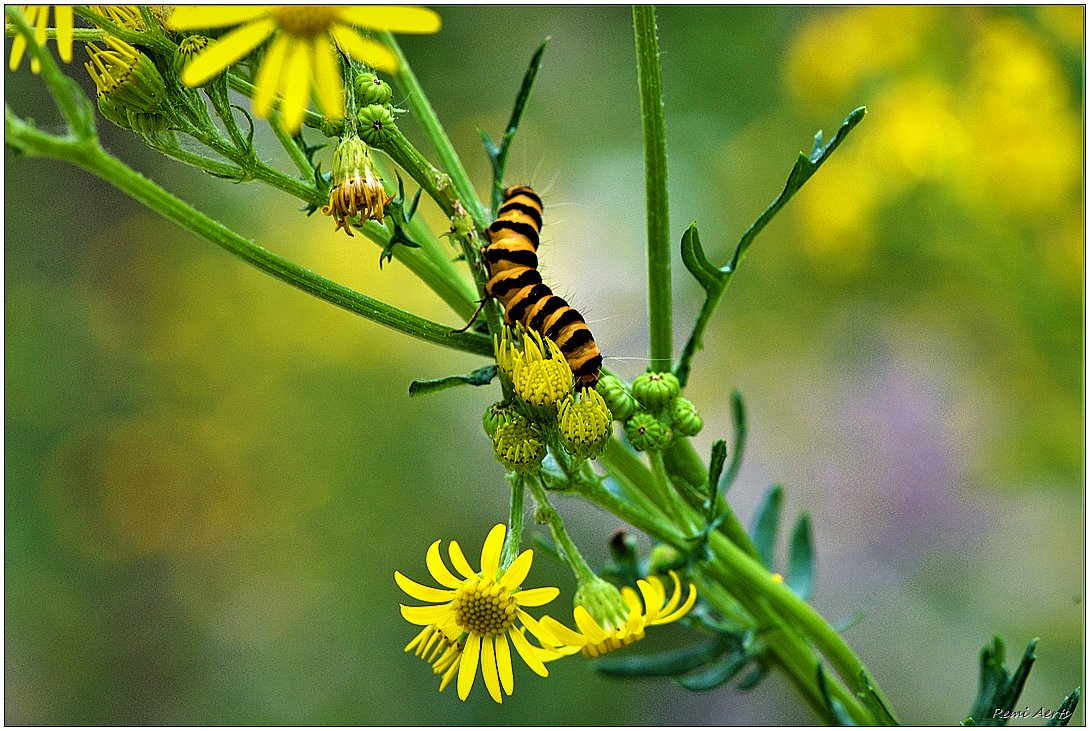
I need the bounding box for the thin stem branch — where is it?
[633,5,673,370]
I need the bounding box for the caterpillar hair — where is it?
[483,185,603,388]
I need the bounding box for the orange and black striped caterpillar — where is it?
[483,186,603,388]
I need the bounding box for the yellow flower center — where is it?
[269,6,341,37]
[451,577,517,636]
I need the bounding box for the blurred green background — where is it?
[5,5,1084,725]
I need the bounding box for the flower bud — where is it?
[492,416,546,473]
[557,388,613,459]
[482,401,519,440]
[595,374,636,421]
[632,371,681,412]
[85,37,167,120]
[320,135,393,234]
[624,412,672,452]
[174,35,210,80]
[670,397,703,437]
[355,71,393,106]
[494,327,574,410]
[358,103,396,146]
[573,576,641,656]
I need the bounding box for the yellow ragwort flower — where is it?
[167,5,440,133]
[494,327,574,408]
[8,5,73,74]
[541,571,697,658]
[396,523,565,703]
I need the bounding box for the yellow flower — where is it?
[8,5,73,74]
[396,523,565,703]
[494,327,574,408]
[167,5,441,133]
[541,571,697,658]
[320,134,393,234]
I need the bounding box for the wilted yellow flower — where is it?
[8,5,73,74]
[168,5,441,133]
[320,135,393,234]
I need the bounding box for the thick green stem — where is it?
[633,5,673,370]
[5,110,492,358]
[499,473,526,571]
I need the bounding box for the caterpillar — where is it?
[483,186,603,388]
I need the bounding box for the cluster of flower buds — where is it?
[596,370,702,453]
[486,327,613,473]
[354,71,397,146]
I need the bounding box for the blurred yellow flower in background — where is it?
[8,5,73,73]
[168,5,441,133]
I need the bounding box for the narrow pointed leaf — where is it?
[707,439,727,514]
[721,389,747,493]
[736,660,772,691]
[1045,687,1081,726]
[966,636,1040,726]
[592,636,728,678]
[408,365,497,397]
[750,483,783,569]
[676,650,750,691]
[786,512,814,600]
[680,223,722,292]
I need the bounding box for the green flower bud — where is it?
[174,35,210,80]
[84,37,167,117]
[126,110,170,138]
[574,576,631,634]
[596,374,636,421]
[647,544,681,575]
[632,371,681,412]
[482,401,519,440]
[557,388,613,459]
[358,103,396,146]
[355,71,393,106]
[492,416,546,473]
[624,412,672,452]
[670,397,703,437]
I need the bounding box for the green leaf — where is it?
[858,668,899,725]
[834,610,865,633]
[676,650,750,692]
[592,636,729,678]
[750,484,783,569]
[720,388,747,494]
[817,662,856,725]
[408,365,497,397]
[786,512,814,600]
[674,108,866,387]
[965,636,1039,726]
[485,38,549,215]
[736,660,772,691]
[706,439,727,510]
[1045,687,1081,726]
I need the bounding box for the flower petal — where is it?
[511,586,559,607]
[655,572,683,618]
[457,633,481,701]
[329,26,397,72]
[181,18,276,87]
[252,32,289,118]
[654,582,697,625]
[480,635,502,703]
[8,6,34,72]
[168,5,268,30]
[495,632,514,695]
[499,549,533,589]
[509,627,549,677]
[425,540,463,589]
[540,615,587,647]
[447,540,477,579]
[54,6,73,62]
[517,610,559,646]
[400,603,452,626]
[311,36,343,120]
[277,38,312,132]
[394,571,456,603]
[31,5,47,73]
[479,523,505,580]
[573,606,608,643]
[336,6,441,33]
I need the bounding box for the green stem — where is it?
[269,111,316,180]
[499,473,526,571]
[648,450,686,527]
[526,474,597,584]
[633,5,673,370]
[379,31,489,232]
[5,110,492,358]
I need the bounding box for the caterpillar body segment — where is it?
[484,186,603,388]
